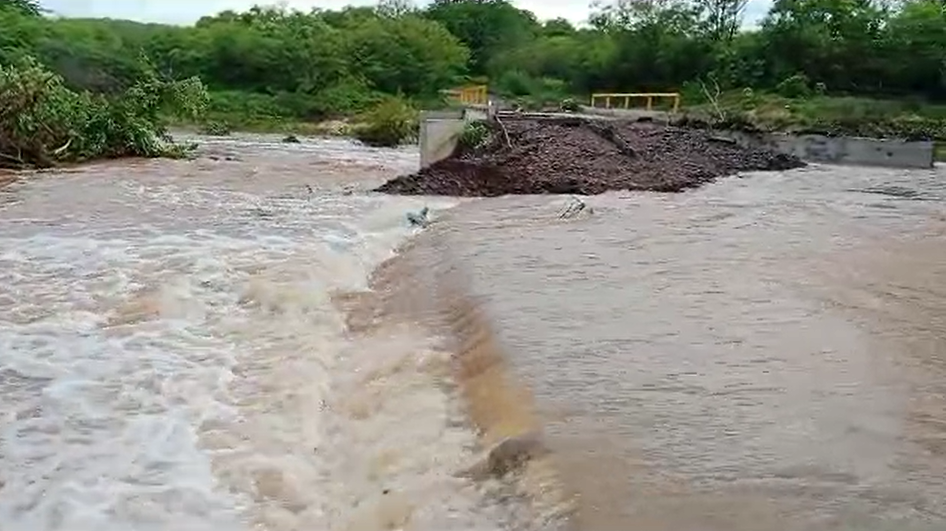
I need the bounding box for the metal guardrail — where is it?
[591,92,680,113]
[443,85,489,106]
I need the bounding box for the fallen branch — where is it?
[708,135,737,145]
[699,77,725,122]
[51,136,72,155]
[0,151,25,167]
[495,116,512,148]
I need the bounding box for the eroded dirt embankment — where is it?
[375,118,805,196]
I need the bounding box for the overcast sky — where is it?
[41,0,773,26]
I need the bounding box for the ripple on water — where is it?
[436,164,946,531]
[0,136,530,531]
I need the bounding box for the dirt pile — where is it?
[374,118,805,196]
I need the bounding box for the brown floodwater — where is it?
[0,134,944,531]
[428,167,946,531]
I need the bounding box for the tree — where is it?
[425,0,538,75]
[377,0,415,17]
[696,0,749,41]
[0,0,42,17]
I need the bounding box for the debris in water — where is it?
[458,431,551,480]
[559,196,590,219]
[375,118,805,196]
[406,206,429,228]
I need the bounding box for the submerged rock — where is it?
[458,431,551,480]
[375,118,805,197]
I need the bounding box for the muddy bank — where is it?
[375,118,805,196]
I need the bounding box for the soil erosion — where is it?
[375,117,805,196]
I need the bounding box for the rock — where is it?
[559,197,589,219]
[374,119,805,197]
[282,134,301,144]
[458,431,551,480]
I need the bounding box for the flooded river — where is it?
[1,135,945,531]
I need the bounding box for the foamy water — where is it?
[0,136,526,531]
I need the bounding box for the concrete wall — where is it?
[721,130,934,169]
[771,134,934,169]
[418,110,465,169]
[577,105,673,123]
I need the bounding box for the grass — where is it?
[680,91,946,160]
[682,90,946,138]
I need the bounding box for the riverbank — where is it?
[180,92,946,162]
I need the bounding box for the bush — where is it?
[199,120,231,135]
[0,56,207,168]
[309,78,384,117]
[458,121,491,150]
[206,90,289,122]
[775,73,812,99]
[353,96,418,147]
[495,70,535,97]
[560,98,580,112]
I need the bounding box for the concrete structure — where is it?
[418,105,496,169]
[577,105,673,123]
[418,110,465,169]
[771,134,934,169]
[719,130,935,169]
[419,106,936,170]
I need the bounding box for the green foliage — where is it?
[560,98,580,112]
[353,96,418,147]
[775,74,811,99]
[0,56,206,168]
[458,121,492,150]
[199,120,231,135]
[2,0,946,151]
[425,0,536,75]
[494,70,570,110]
[0,0,42,17]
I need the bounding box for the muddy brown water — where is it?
[1,134,945,531]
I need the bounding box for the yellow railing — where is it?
[444,85,488,106]
[591,92,680,113]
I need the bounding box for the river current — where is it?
[1,134,944,531]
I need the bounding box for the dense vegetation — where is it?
[2,0,946,161]
[0,0,207,167]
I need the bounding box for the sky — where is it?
[41,0,773,26]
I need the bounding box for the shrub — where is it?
[457,121,491,150]
[495,70,534,97]
[775,73,812,99]
[199,120,231,136]
[0,56,206,168]
[560,98,580,112]
[353,96,418,147]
